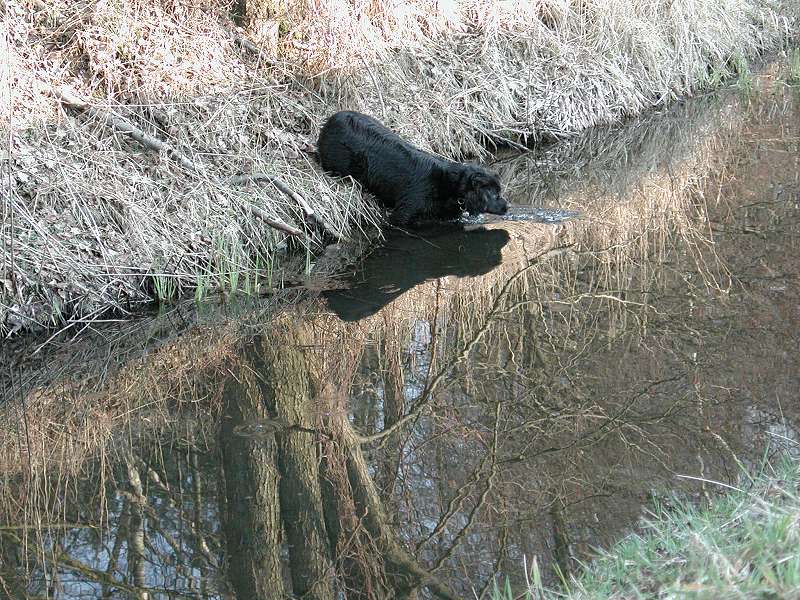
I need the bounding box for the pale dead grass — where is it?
[311,0,797,155]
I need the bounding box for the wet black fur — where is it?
[317,111,508,226]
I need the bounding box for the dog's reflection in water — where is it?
[325,225,510,322]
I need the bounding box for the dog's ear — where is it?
[468,169,499,190]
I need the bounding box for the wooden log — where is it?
[52,87,199,173]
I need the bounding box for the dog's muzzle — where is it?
[488,196,509,215]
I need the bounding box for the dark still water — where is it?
[1,72,798,599]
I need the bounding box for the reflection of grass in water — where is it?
[0,300,270,557]
[0,288,325,544]
[425,86,748,331]
[492,455,800,599]
[495,89,730,203]
[492,89,736,295]
[790,47,800,85]
[502,75,800,302]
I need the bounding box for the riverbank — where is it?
[2,0,798,336]
[493,453,800,599]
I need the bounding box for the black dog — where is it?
[317,111,508,226]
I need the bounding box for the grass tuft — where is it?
[733,53,755,92]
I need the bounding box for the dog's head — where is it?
[455,166,509,217]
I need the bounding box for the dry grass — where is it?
[2,0,798,336]
[309,0,797,154]
[2,84,382,333]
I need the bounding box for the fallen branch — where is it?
[231,173,345,241]
[52,87,199,173]
[250,205,303,237]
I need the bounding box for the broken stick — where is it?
[250,205,303,237]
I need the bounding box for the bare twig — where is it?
[357,245,574,445]
[430,402,502,573]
